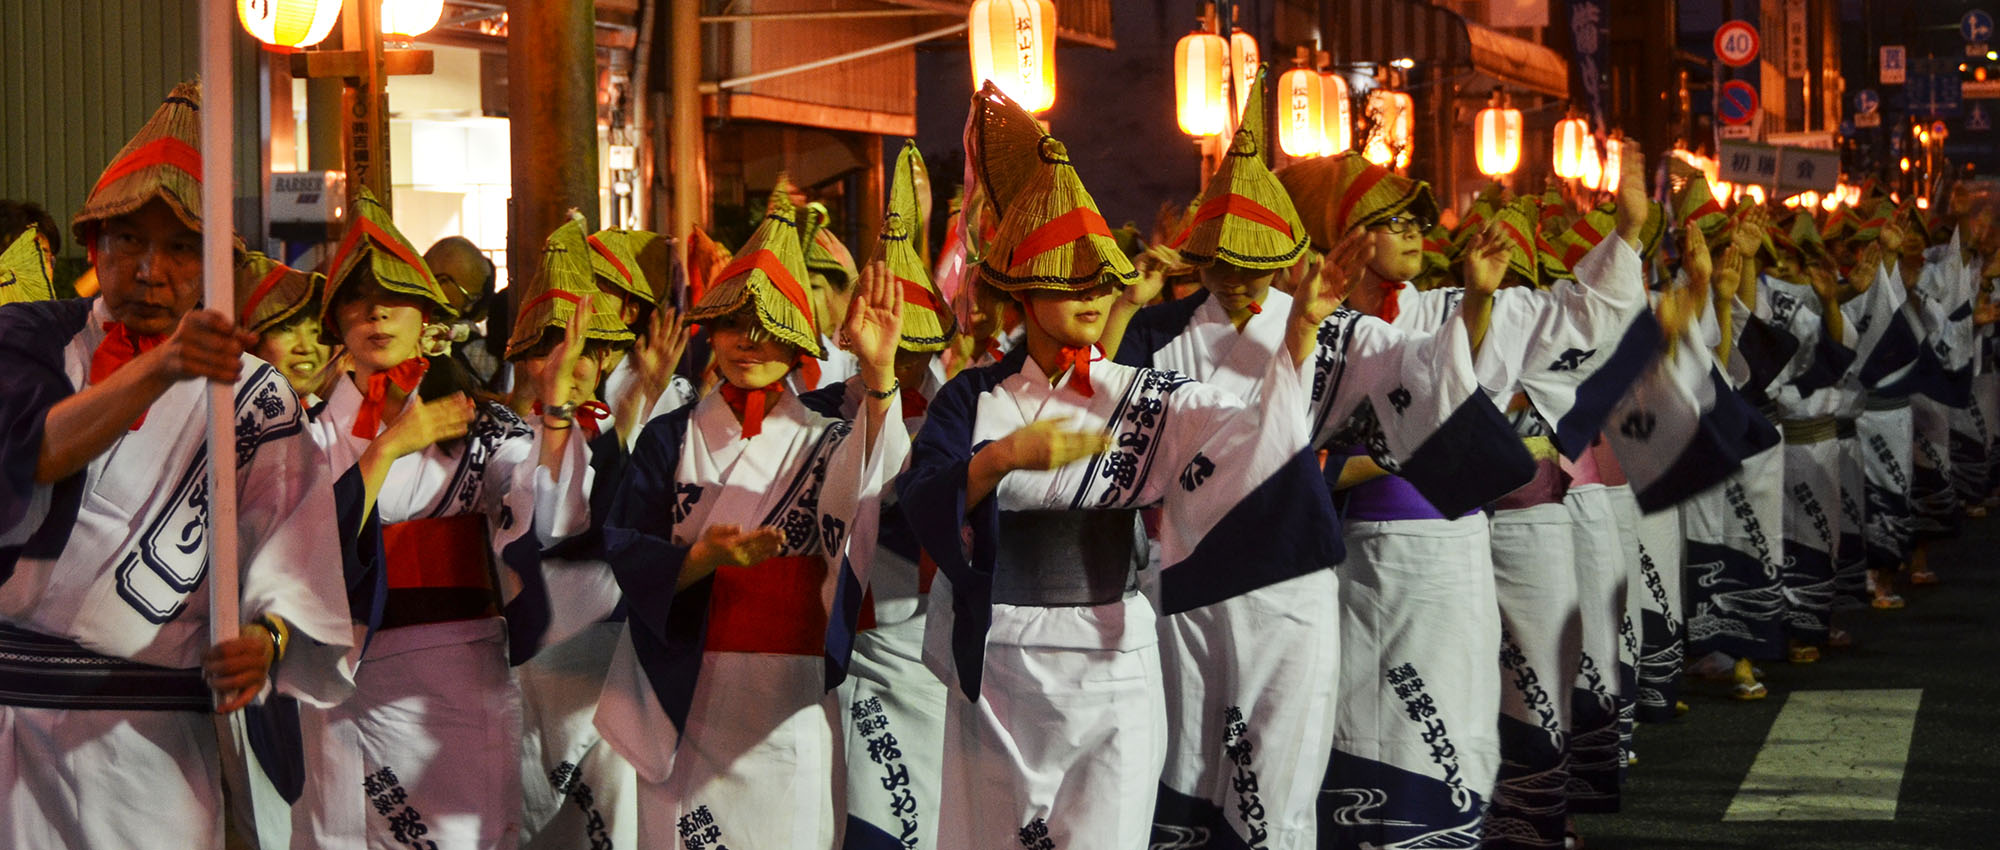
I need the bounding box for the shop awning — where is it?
[1324,0,1569,98]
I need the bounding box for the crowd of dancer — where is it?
[2,72,1995,850]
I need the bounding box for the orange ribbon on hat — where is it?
[90,323,166,429]
[1007,207,1114,269]
[585,234,634,287]
[1169,193,1296,248]
[329,216,441,294]
[91,137,202,198]
[240,264,295,327]
[714,248,819,339]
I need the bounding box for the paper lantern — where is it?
[1230,29,1260,118]
[969,0,1058,113]
[380,0,444,38]
[1320,71,1352,155]
[236,0,341,48]
[1553,117,1595,180]
[1176,29,1230,137]
[1361,89,1412,168]
[1474,103,1522,177]
[1599,136,1624,192]
[1277,66,1325,158]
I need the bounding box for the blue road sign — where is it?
[1965,9,1994,43]
[1857,89,1881,114]
[1719,80,1760,125]
[1973,103,1993,131]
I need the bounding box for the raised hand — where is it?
[636,304,692,400]
[1124,243,1181,308]
[688,522,785,573]
[150,309,258,385]
[1302,227,1371,322]
[1462,222,1513,298]
[1683,226,1713,294]
[999,418,1113,471]
[1614,140,1649,245]
[844,260,905,379]
[535,298,591,413]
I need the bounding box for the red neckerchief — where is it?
[795,355,821,392]
[352,357,429,439]
[984,340,1005,362]
[90,322,166,430]
[901,386,929,419]
[1245,300,1263,315]
[1020,306,1098,397]
[1374,280,1402,324]
[719,382,782,439]
[534,399,613,440]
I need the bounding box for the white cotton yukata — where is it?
[804,366,952,850]
[900,340,1337,850]
[302,375,592,850]
[0,298,355,850]
[1845,263,1924,573]
[1113,287,1489,850]
[1366,235,1650,850]
[594,388,904,850]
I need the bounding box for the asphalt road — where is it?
[1577,513,2000,848]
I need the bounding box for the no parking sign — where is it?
[1719,80,1760,125]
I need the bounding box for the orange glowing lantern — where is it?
[969,0,1059,113]
[1277,64,1326,157]
[1319,70,1352,155]
[1474,97,1522,178]
[236,0,341,47]
[1175,29,1230,137]
[1553,117,1594,180]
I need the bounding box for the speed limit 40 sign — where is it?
[1716,20,1760,67]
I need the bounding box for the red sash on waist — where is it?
[382,514,492,590]
[705,555,829,655]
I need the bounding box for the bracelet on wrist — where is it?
[862,378,900,400]
[256,614,289,664]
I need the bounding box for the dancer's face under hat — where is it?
[1200,260,1277,316]
[96,199,203,336]
[331,274,430,371]
[1021,278,1119,349]
[710,309,801,390]
[1366,213,1430,283]
[253,312,330,396]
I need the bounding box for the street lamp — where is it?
[969,0,1058,113]
[1474,93,1522,178]
[236,0,341,47]
[1278,58,1326,158]
[1176,27,1230,136]
[380,0,444,39]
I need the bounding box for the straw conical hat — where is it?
[1489,198,1543,285]
[802,203,860,288]
[1822,203,1858,243]
[1671,172,1728,240]
[1275,152,1438,252]
[1550,202,1617,272]
[1171,69,1311,270]
[506,214,638,359]
[964,82,1050,224]
[584,227,654,306]
[0,225,55,306]
[1790,210,1831,261]
[878,142,955,352]
[688,178,824,357]
[1410,224,1455,290]
[321,187,455,340]
[977,135,1138,293]
[73,81,205,243]
[1850,197,1894,244]
[235,250,322,336]
[1452,182,1508,253]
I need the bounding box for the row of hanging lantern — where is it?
[1177,30,1395,166]
[1474,99,1628,192]
[1173,24,1264,137]
[236,0,443,46]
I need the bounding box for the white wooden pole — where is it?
[201,0,241,658]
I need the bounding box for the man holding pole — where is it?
[0,81,355,849]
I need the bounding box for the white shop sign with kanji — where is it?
[1718,141,1839,193]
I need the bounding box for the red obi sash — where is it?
[705,555,829,655]
[382,514,492,590]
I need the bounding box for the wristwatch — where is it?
[542,402,577,424]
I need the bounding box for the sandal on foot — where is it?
[1731,680,1769,700]
[1788,645,1821,664]
[1675,700,1690,716]
[1872,594,1906,610]
[1909,569,1940,586]
[1827,628,1855,649]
